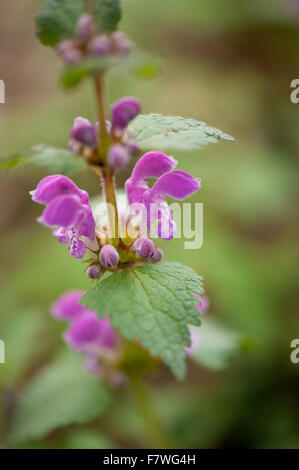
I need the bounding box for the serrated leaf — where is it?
[128,113,235,151]
[81,262,204,380]
[10,352,110,444]
[61,52,160,89]
[0,144,85,175]
[36,0,121,47]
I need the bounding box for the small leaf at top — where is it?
[36,0,121,47]
[94,0,121,33]
[81,262,204,380]
[128,113,235,152]
[36,0,85,46]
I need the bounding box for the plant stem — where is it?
[130,377,172,449]
[93,72,119,243]
[94,74,109,160]
[85,0,94,14]
[101,168,119,243]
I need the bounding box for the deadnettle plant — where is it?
[3,0,233,388]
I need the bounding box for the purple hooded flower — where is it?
[125,152,200,240]
[51,290,116,374]
[64,313,115,354]
[51,290,90,321]
[70,117,97,147]
[30,175,95,259]
[125,151,177,204]
[111,97,141,133]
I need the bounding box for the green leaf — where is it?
[128,113,235,151]
[60,56,122,89]
[36,0,84,46]
[36,0,121,47]
[0,309,48,386]
[0,144,85,175]
[61,52,160,89]
[10,352,110,444]
[81,262,204,380]
[94,0,121,33]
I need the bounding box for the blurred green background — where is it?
[0,0,299,449]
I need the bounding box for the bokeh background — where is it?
[0,0,299,449]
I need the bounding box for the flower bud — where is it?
[126,139,140,156]
[132,237,154,259]
[111,31,133,55]
[111,97,141,132]
[88,35,111,56]
[107,144,130,170]
[150,247,163,264]
[87,264,103,280]
[99,244,119,268]
[56,40,83,64]
[71,117,97,146]
[76,14,94,39]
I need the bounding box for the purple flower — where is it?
[107,144,130,170]
[30,174,88,204]
[88,34,111,56]
[125,151,177,204]
[99,244,119,268]
[87,264,103,280]
[64,313,115,354]
[150,247,163,264]
[111,31,133,55]
[76,14,94,39]
[125,152,200,240]
[132,237,154,259]
[70,117,97,147]
[30,175,95,259]
[111,97,141,133]
[51,290,88,321]
[56,40,83,64]
[51,290,116,374]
